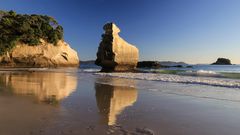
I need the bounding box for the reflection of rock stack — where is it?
[95,23,139,72]
[95,78,138,125]
[0,72,77,103]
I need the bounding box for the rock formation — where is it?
[137,61,161,68]
[212,58,232,65]
[137,61,190,69]
[95,23,139,72]
[0,40,79,67]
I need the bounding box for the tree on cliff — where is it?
[0,10,63,55]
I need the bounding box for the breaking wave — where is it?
[177,70,222,77]
[95,72,240,89]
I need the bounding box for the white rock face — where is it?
[96,23,139,72]
[0,40,79,67]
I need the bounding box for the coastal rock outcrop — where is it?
[95,23,139,72]
[137,61,161,68]
[212,58,232,65]
[0,40,79,67]
[137,61,190,69]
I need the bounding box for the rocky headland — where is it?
[0,40,79,67]
[0,10,79,67]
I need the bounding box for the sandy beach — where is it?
[0,69,240,135]
[1,1,240,134]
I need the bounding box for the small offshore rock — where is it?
[212,58,232,65]
[137,61,161,68]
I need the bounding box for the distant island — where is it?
[0,10,79,67]
[137,61,190,68]
[81,60,191,69]
[212,58,232,65]
[137,61,161,68]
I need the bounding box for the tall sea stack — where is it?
[95,23,139,72]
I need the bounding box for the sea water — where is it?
[143,65,240,79]
[80,63,240,89]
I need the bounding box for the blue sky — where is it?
[0,0,239,64]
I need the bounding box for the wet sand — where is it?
[1,70,240,135]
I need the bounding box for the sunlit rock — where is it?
[0,40,79,67]
[95,23,139,72]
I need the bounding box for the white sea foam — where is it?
[95,72,240,88]
[82,68,101,73]
[178,70,222,77]
[196,70,217,74]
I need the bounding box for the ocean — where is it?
[139,65,240,79]
[80,63,240,88]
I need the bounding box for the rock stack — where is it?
[95,23,139,72]
[212,58,232,65]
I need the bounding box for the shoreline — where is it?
[0,71,240,134]
[1,67,240,89]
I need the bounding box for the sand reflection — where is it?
[95,78,138,126]
[0,72,77,104]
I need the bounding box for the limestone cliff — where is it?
[0,40,79,67]
[95,23,139,72]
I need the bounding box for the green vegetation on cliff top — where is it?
[0,10,63,55]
